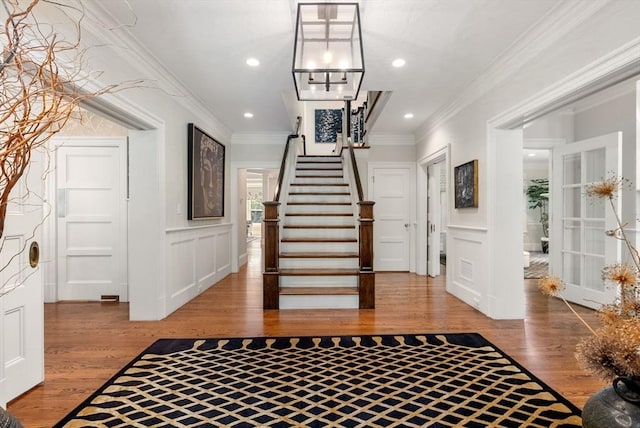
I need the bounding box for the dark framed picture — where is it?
[188,123,225,219]
[315,109,342,143]
[454,159,478,208]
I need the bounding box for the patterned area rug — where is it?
[55,334,581,427]
[525,252,549,279]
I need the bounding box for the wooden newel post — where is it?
[263,201,280,309]
[358,201,375,309]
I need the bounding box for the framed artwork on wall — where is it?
[188,123,225,219]
[454,159,478,208]
[315,109,342,143]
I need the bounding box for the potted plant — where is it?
[526,178,549,253]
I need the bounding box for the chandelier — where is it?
[292,2,365,101]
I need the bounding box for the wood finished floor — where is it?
[9,239,604,427]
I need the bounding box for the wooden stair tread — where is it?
[283,225,355,229]
[296,167,342,170]
[281,237,357,243]
[280,287,358,296]
[289,192,350,195]
[285,212,353,217]
[287,202,351,206]
[280,268,359,276]
[290,183,348,186]
[280,252,358,258]
[295,175,344,178]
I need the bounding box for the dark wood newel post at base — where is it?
[358,201,375,309]
[263,201,280,309]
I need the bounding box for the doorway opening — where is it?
[514,76,638,310]
[417,146,449,278]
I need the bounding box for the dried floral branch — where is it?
[542,175,640,382]
[538,275,598,336]
[0,0,137,296]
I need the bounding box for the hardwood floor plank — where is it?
[7,239,604,427]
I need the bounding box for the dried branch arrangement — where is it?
[0,0,123,295]
[539,177,640,383]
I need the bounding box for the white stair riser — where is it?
[297,162,342,167]
[285,204,353,214]
[280,242,358,253]
[280,295,358,309]
[280,276,358,287]
[296,169,343,176]
[288,195,351,204]
[298,155,340,159]
[289,185,349,193]
[284,216,355,226]
[279,258,359,269]
[292,177,345,185]
[297,157,341,163]
[283,228,356,240]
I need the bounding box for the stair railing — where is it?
[345,135,375,309]
[263,116,302,309]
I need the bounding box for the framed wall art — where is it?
[188,123,225,219]
[314,109,342,143]
[454,159,478,209]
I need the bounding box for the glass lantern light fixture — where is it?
[292,2,364,101]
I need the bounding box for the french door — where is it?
[551,132,621,309]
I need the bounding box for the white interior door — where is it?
[427,162,441,276]
[56,138,127,301]
[371,166,411,271]
[0,152,44,406]
[551,132,621,309]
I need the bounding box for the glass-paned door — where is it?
[551,132,622,309]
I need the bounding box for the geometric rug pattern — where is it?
[54,333,581,427]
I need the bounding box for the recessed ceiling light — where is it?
[528,153,536,157]
[404,113,414,119]
[246,58,260,67]
[392,58,406,68]
[244,112,254,118]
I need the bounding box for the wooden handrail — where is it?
[273,116,302,202]
[264,116,301,309]
[348,137,364,202]
[365,91,382,123]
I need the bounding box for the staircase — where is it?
[263,115,374,310]
[279,155,360,309]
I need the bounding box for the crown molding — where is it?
[571,77,636,114]
[490,36,640,128]
[415,0,611,141]
[80,2,232,141]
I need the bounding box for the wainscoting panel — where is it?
[447,225,488,313]
[165,223,232,316]
[215,230,231,276]
[168,238,196,303]
[196,234,216,292]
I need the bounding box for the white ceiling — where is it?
[90,0,562,135]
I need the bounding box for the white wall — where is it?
[415,0,640,319]
[237,169,248,268]
[59,6,236,320]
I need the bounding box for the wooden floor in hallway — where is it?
[9,239,604,427]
